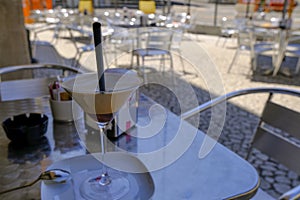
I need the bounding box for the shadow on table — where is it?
[8,136,51,164]
[53,121,84,154]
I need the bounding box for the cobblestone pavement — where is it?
[36,29,300,198]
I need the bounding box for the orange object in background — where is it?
[288,0,295,18]
[269,0,297,13]
[22,0,53,24]
[253,0,297,12]
[31,0,52,10]
[269,0,285,11]
[45,0,53,9]
[30,0,43,10]
[23,0,34,24]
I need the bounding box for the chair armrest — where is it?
[0,63,84,76]
[181,87,300,120]
[279,185,300,200]
[0,64,85,102]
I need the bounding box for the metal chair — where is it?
[181,87,300,199]
[250,92,300,199]
[0,64,83,102]
[246,92,300,174]
[227,26,274,73]
[131,28,174,84]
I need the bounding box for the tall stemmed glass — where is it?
[62,22,142,199]
[62,69,142,199]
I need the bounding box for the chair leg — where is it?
[160,55,165,74]
[142,56,147,85]
[130,47,141,69]
[295,57,300,74]
[245,145,253,160]
[169,53,176,85]
[136,53,140,68]
[72,55,77,67]
[251,54,257,71]
[159,55,162,72]
[52,24,62,44]
[136,55,141,75]
[113,44,118,67]
[103,49,109,68]
[74,52,83,68]
[130,52,134,68]
[177,49,186,75]
[228,49,240,73]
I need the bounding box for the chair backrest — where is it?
[237,27,255,49]
[171,28,184,50]
[234,18,254,48]
[105,20,135,55]
[251,93,300,174]
[144,29,174,51]
[220,17,237,33]
[0,64,83,102]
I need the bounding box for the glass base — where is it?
[80,170,130,200]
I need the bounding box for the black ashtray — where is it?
[2,113,48,145]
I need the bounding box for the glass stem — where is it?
[98,124,111,186]
[100,127,106,156]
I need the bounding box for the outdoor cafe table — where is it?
[0,94,259,199]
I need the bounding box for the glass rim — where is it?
[61,72,143,94]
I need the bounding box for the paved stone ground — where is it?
[35,28,300,198]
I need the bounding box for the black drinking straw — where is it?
[93,22,105,91]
